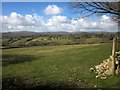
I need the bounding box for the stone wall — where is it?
[90,38,120,79]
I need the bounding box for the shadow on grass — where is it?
[2,54,42,67]
[2,77,86,90]
[3,77,119,90]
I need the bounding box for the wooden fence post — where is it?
[112,38,116,75]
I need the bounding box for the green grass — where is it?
[2,36,113,48]
[31,37,48,42]
[31,37,72,44]
[2,44,119,88]
[0,38,2,42]
[1,38,9,43]
[84,38,102,43]
[10,37,32,46]
[52,39,73,44]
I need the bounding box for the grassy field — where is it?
[10,37,33,46]
[2,43,119,89]
[84,38,103,43]
[2,35,113,47]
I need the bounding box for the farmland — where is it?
[1,1,120,89]
[2,43,119,89]
[1,31,116,48]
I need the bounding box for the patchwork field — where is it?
[2,31,115,47]
[2,44,119,89]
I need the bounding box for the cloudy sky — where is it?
[1,2,118,32]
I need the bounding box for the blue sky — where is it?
[1,2,118,32]
[2,2,74,18]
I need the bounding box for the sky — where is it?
[1,2,118,32]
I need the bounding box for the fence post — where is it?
[116,37,120,75]
[112,38,116,75]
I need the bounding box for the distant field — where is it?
[2,44,118,89]
[2,34,113,47]
[10,37,33,46]
[85,38,103,43]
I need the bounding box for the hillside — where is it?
[1,31,116,48]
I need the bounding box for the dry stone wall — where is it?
[90,38,120,79]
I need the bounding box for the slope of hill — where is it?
[2,31,39,38]
[2,31,69,38]
[1,31,116,48]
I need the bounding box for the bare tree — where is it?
[72,2,119,20]
[72,2,120,34]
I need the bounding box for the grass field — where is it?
[2,35,113,47]
[2,43,119,89]
[84,38,103,43]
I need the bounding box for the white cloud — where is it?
[1,12,45,32]
[102,15,110,20]
[7,12,43,26]
[45,15,69,26]
[45,15,72,32]
[44,5,63,15]
[70,15,118,32]
[1,12,118,32]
